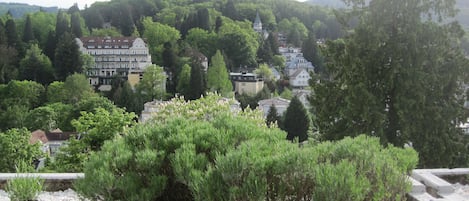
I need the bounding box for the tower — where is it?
[253,10,262,33]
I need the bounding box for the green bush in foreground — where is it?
[7,161,44,201]
[75,94,418,201]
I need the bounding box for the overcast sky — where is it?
[0,0,110,9]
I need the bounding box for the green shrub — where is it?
[199,135,418,201]
[75,94,418,201]
[6,161,44,201]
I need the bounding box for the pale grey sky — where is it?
[0,0,110,9]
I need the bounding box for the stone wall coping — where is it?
[0,173,84,180]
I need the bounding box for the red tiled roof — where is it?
[30,129,48,144]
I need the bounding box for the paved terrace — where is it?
[409,168,469,201]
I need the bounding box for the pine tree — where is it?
[119,4,135,36]
[5,19,19,48]
[188,64,204,100]
[196,8,210,31]
[0,21,6,45]
[266,104,280,127]
[162,42,178,93]
[207,50,232,96]
[223,0,239,21]
[176,64,191,98]
[54,32,82,81]
[55,11,70,38]
[71,12,83,38]
[215,16,222,33]
[22,15,35,43]
[44,31,56,62]
[284,96,309,143]
[302,31,323,73]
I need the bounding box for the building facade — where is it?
[75,36,152,91]
[258,97,291,117]
[230,72,265,95]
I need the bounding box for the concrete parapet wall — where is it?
[409,168,469,201]
[0,173,84,191]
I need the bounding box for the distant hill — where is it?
[0,3,58,18]
[307,0,469,29]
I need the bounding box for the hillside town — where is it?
[0,0,469,200]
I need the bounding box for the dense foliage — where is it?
[76,94,418,201]
[311,0,469,168]
[0,128,43,172]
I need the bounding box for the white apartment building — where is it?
[75,36,152,91]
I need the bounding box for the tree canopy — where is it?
[310,0,469,168]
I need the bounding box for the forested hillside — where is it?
[0,0,469,180]
[0,3,57,18]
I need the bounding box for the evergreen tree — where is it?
[284,96,309,143]
[119,4,135,36]
[5,19,19,48]
[215,16,222,33]
[55,11,70,38]
[188,63,204,100]
[44,31,56,62]
[22,15,35,43]
[71,12,83,38]
[0,46,18,83]
[176,64,191,98]
[266,104,280,127]
[302,31,323,73]
[162,42,178,93]
[257,39,273,64]
[196,8,210,31]
[0,21,6,45]
[54,32,82,81]
[114,81,138,113]
[67,3,80,14]
[311,0,469,167]
[207,50,232,96]
[267,33,279,55]
[223,0,239,21]
[19,44,54,85]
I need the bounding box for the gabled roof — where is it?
[258,97,291,106]
[254,10,262,25]
[30,129,48,144]
[290,68,309,78]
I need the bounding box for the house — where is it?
[258,97,291,117]
[30,130,50,154]
[230,72,264,95]
[271,67,281,80]
[30,129,78,156]
[279,47,315,76]
[46,129,78,156]
[293,89,311,108]
[75,36,152,91]
[289,69,311,88]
